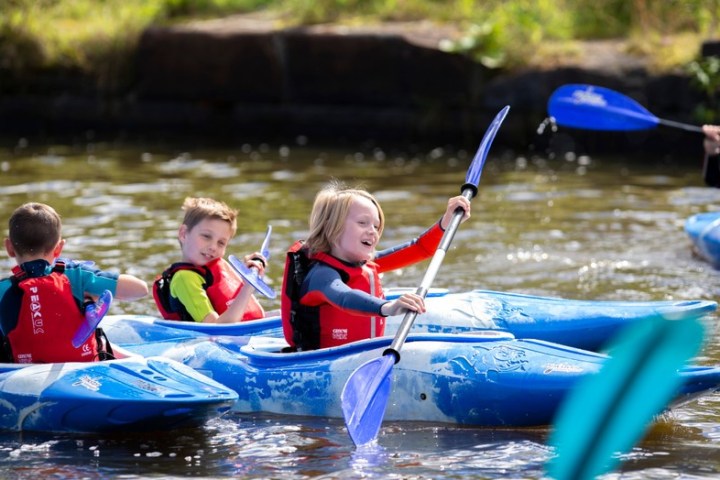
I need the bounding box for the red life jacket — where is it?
[281,241,317,349]
[153,257,264,322]
[6,262,100,363]
[281,241,385,350]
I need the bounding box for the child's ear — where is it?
[178,224,188,243]
[4,238,16,258]
[52,239,66,258]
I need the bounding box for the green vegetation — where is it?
[1,0,720,81]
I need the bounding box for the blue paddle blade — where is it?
[73,289,113,348]
[466,105,510,188]
[342,354,395,446]
[548,84,660,131]
[548,315,706,480]
[228,254,277,299]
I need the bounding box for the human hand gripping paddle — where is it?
[547,313,706,480]
[71,289,113,348]
[548,84,704,133]
[341,105,511,447]
[228,225,277,299]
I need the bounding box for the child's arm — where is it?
[301,266,426,317]
[209,285,254,323]
[374,195,471,272]
[114,274,149,301]
[204,254,266,324]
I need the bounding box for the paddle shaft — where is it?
[383,188,473,361]
[658,117,704,133]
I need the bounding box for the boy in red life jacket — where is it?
[0,202,148,363]
[153,197,267,323]
[281,181,471,351]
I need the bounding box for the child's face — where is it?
[179,218,233,266]
[331,196,381,263]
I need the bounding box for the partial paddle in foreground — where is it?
[547,313,706,480]
[341,105,511,447]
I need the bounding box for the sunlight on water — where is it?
[0,136,719,478]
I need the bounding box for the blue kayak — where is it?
[144,288,716,351]
[685,212,720,266]
[102,317,720,427]
[0,356,238,433]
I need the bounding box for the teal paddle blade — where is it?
[341,354,395,446]
[547,315,706,480]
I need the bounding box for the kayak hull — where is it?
[140,288,716,351]
[103,319,720,427]
[685,212,720,266]
[0,356,238,433]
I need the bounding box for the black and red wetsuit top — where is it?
[281,221,444,350]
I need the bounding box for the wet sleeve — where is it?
[374,221,444,272]
[62,259,119,299]
[300,264,387,316]
[170,269,214,322]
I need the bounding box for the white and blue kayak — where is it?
[0,356,238,433]
[102,317,720,428]
[685,211,720,266]
[142,288,717,351]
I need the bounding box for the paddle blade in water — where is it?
[548,84,660,131]
[342,354,395,446]
[228,254,277,299]
[547,315,706,480]
[73,289,113,348]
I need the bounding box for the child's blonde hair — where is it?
[8,202,62,256]
[181,197,238,236]
[304,181,385,256]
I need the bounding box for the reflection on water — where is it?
[1,137,720,478]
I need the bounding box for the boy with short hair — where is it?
[153,197,267,323]
[0,202,148,363]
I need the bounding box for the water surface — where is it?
[0,137,719,478]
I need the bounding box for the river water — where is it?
[0,134,719,479]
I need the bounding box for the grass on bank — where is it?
[1,0,720,85]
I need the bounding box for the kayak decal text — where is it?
[543,363,583,374]
[72,375,101,392]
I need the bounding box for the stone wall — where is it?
[0,18,714,156]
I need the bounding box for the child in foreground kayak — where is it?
[153,196,267,323]
[0,202,148,363]
[281,181,471,351]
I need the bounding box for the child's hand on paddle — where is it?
[380,292,426,317]
[440,195,471,230]
[243,251,267,276]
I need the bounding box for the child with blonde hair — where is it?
[281,181,470,350]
